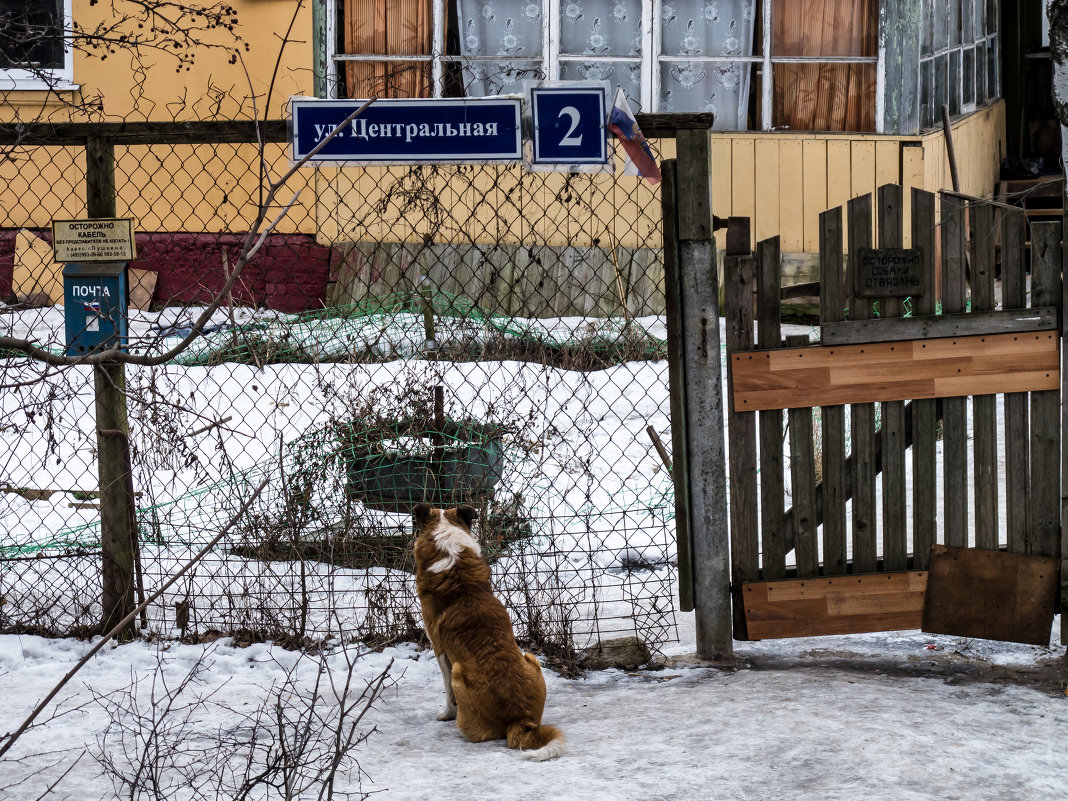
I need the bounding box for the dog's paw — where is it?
[436,705,457,721]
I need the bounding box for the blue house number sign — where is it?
[291,97,522,163]
[530,86,608,166]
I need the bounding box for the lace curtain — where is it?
[456,0,755,126]
[659,1,755,128]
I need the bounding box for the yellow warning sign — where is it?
[52,218,136,263]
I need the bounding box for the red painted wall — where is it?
[1,231,331,313]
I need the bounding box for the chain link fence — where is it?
[0,120,682,667]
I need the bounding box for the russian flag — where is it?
[607,87,662,185]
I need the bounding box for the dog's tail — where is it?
[507,721,566,761]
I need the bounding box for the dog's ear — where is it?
[456,505,477,528]
[413,503,433,529]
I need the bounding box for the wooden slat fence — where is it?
[725,185,1064,642]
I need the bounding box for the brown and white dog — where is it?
[413,503,565,761]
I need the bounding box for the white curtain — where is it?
[456,0,545,96]
[456,0,755,127]
[659,1,756,128]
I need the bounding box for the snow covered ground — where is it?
[2,306,1066,799]
[0,611,1064,800]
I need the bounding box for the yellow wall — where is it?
[709,101,1006,253]
[0,0,312,123]
[0,1,316,234]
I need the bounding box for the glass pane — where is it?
[462,60,545,97]
[919,59,934,128]
[662,1,756,57]
[772,0,876,57]
[935,53,947,115]
[950,0,961,47]
[921,0,935,56]
[949,49,962,114]
[659,60,754,127]
[934,2,949,49]
[987,37,998,98]
[962,0,974,42]
[559,0,642,56]
[772,62,875,131]
[963,46,975,106]
[975,41,985,100]
[987,0,998,35]
[457,0,543,58]
[0,0,64,69]
[346,61,433,99]
[560,59,642,103]
[976,0,985,37]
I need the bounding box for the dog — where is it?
[413,503,566,761]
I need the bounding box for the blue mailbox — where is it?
[62,262,128,356]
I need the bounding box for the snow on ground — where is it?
[1,612,1064,800]
[2,308,1066,799]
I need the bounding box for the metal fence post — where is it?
[86,134,137,638]
[669,129,732,661]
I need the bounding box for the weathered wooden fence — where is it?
[723,185,1064,646]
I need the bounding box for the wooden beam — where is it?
[731,331,1060,411]
[743,571,928,639]
[820,308,1059,345]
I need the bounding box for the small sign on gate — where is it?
[854,247,924,298]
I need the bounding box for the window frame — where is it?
[323,0,999,135]
[918,0,1000,130]
[0,0,76,92]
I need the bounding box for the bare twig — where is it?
[0,478,269,760]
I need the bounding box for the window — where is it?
[919,0,1000,129]
[325,1,999,133]
[0,0,73,90]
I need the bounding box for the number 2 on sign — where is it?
[557,106,582,146]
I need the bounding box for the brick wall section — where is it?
[1,231,330,313]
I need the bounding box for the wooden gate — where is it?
[724,185,1064,645]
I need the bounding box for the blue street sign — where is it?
[530,86,608,165]
[291,98,523,163]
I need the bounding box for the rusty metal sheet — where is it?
[921,545,1059,646]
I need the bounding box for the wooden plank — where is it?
[757,236,788,580]
[755,138,781,243]
[724,218,758,638]
[802,140,828,252]
[731,332,1060,410]
[819,207,848,575]
[819,308,1058,345]
[850,140,876,201]
[786,334,818,578]
[743,572,928,639]
[676,129,713,241]
[661,161,694,612]
[709,136,733,223]
[847,194,877,574]
[940,193,968,548]
[778,140,804,251]
[877,184,908,571]
[1001,209,1030,555]
[874,141,901,190]
[826,140,852,223]
[731,138,756,239]
[910,188,937,568]
[970,201,999,550]
[922,545,1058,646]
[1029,222,1062,558]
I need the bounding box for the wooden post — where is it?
[86,134,137,638]
[661,160,694,613]
[673,129,731,661]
